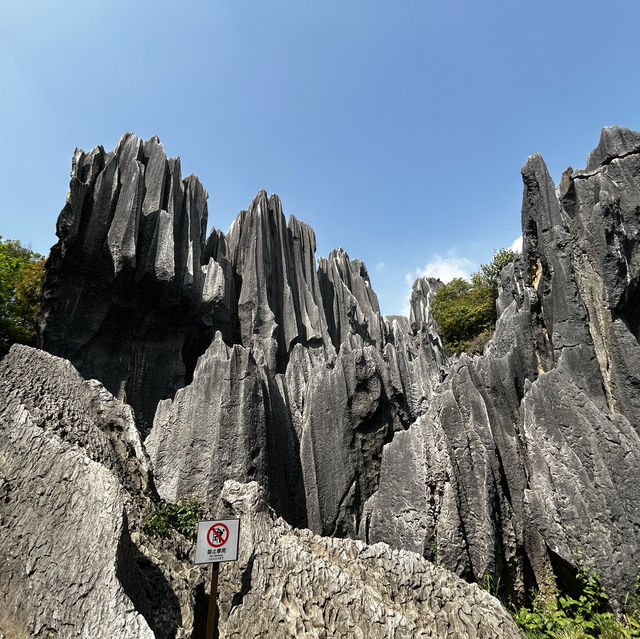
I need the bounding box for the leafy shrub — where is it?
[142,498,204,542]
[512,568,640,639]
[479,248,519,289]
[465,329,495,355]
[431,248,517,355]
[0,237,45,357]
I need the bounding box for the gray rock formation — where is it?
[299,338,402,537]
[0,345,525,638]
[146,333,269,506]
[0,346,197,638]
[226,191,335,369]
[34,126,640,614]
[363,126,640,605]
[39,134,232,435]
[318,247,384,349]
[146,330,308,527]
[215,480,526,638]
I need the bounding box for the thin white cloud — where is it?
[376,262,386,272]
[407,254,475,284]
[402,253,476,317]
[509,235,523,253]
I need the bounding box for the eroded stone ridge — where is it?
[216,480,526,639]
[39,134,226,435]
[364,126,640,605]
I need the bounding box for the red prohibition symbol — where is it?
[207,522,229,548]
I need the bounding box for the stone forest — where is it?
[1,126,640,638]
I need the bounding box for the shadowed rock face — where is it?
[38,134,230,436]
[37,127,640,608]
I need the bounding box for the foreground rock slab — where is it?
[0,346,210,639]
[0,346,155,638]
[216,480,525,639]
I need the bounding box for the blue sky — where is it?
[2,1,640,315]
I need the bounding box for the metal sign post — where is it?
[195,519,240,639]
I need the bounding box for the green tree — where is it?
[478,248,518,289]
[431,248,517,355]
[0,237,45,358]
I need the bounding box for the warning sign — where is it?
[207,523,229,547]
[195,519,240,564]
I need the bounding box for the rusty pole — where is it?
[206,562,220,639]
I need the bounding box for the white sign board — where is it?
[194,519,240,564]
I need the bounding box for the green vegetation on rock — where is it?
[512,568,640,639]
[431,248,517,355]
[142,498,204,542]
[0,237,45,358]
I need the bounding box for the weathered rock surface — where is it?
[0,346,201,638]
[146,333,269,506]
[216,480,526,638]
[318,247,384,349]
[146,330,308,527]
[0,419,154,638]
[34,126,640,613]
[226,191,335,369]
[1,345,525,638]
[363,126,640,605]
[38,134,231,435]
[300,338,402,537]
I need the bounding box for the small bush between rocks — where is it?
[512,568,640,639]
[142,498,204,542]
